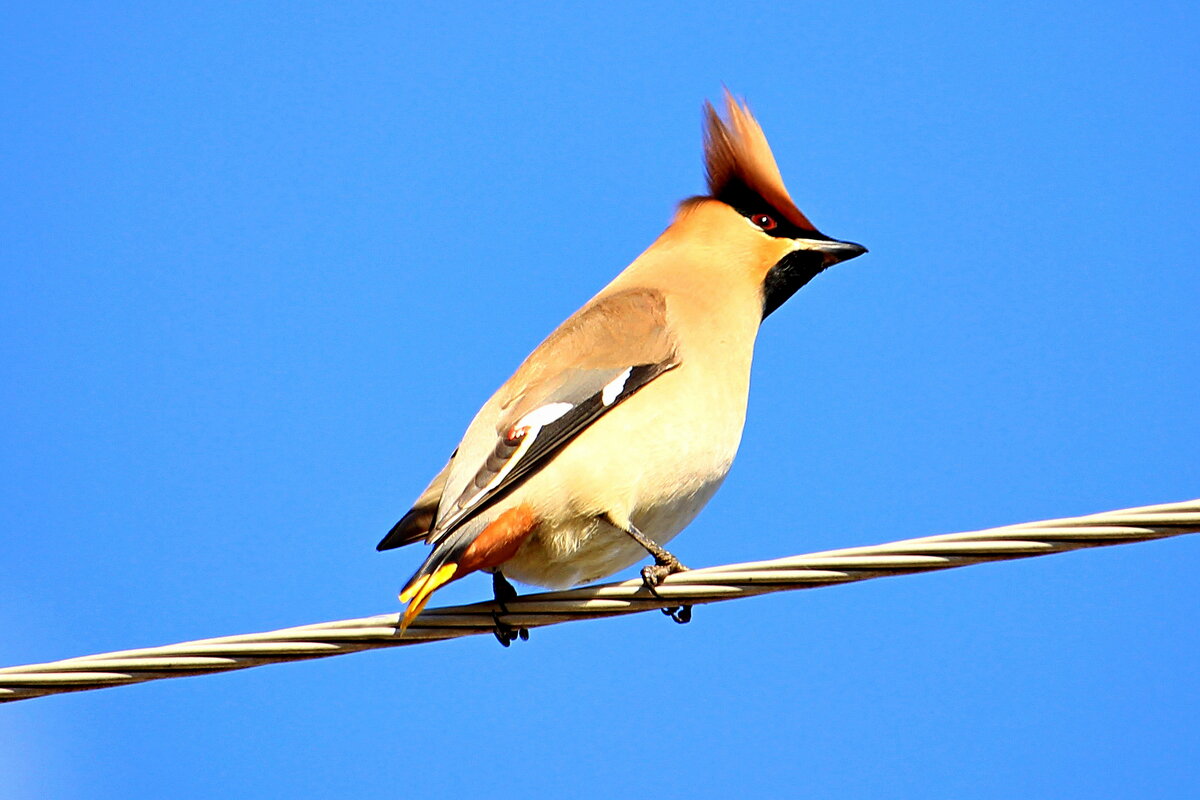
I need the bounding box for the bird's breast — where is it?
[500,353,752,588]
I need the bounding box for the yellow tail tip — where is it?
[397,563,459,633]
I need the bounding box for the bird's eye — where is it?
[750,213,777,231]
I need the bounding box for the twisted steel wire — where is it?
[2,498,1196,703]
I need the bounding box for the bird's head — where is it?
[676,91,866,319]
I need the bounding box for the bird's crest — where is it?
[703,90,818,232]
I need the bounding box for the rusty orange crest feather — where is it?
[703,90,817,232]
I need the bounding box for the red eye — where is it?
[751,213,777,230]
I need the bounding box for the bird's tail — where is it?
[397,505,538,632]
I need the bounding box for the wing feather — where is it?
[433,359,676,534]
[376,456,453,550]
[421,287,680,543]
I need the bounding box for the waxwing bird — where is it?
[378,91,866,641]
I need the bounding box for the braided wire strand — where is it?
[2,498,1196,703]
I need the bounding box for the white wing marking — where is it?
[601,367,633,407]
[516,401,573,429]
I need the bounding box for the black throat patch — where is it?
[761,249,828,319]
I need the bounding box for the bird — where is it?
[377,91,866,641]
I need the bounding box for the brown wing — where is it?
[499,287,678,422]
[422,287,680,543]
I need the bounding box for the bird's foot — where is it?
[491,613,529,647]
[640,555,692,625]
[618,520,693,625]
[491,571,529,647]
[663,605,692,624]
[640,547,689,589]
[492,570,519,604]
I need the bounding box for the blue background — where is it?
[3,3,1197,797]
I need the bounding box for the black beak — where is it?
[808,238,867,267]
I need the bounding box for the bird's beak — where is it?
[761,233,868,318]
[792,236,868,268]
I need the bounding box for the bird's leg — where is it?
[490,570,529,646]
[621,522,692,624]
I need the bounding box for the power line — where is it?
[3,498,1195,703]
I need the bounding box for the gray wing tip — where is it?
[376,508,435,551]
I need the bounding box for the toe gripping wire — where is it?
[619,521,692,624]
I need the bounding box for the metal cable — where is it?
[3,498,1196,703]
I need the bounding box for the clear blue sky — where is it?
[3,3,1198,798]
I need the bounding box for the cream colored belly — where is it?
[498,365,747,589]
[501,473,726,588]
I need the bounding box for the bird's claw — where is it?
[491,571,528,646]
[640,557,688,591]
[641,560,692,624]
[660,604,692,624]
[492,612,528,647]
